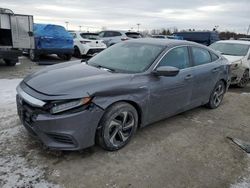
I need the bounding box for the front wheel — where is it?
[97,102,138,151]
[206,81,226,109]
[237,70,249,88]
[4,59,17,66]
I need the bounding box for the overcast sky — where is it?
[1,0,250,33]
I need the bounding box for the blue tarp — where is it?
[33,24,73,50]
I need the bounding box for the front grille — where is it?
[46,133,76,145]
[16,94,46,126]
[87,48,104,55]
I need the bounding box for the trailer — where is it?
[0,8,34,66]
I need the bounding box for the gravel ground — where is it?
[0,56,250,188]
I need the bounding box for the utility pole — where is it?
[137,23,141,32]
[247,24,250,35]
[65,21,69,30]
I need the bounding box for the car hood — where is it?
[222,55,244,64]
[23,60,133,99]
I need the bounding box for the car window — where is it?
[210,43,250,56]
[88,42,164,73]
[192,47,211,66]
[70,33,77,38]
[158,47,190,69]
[210,52,219,61]
[99,31,105,37]
[104,31,122,37]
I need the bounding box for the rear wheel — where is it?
[4,59,16,66]
[73,46,81,58]
[97,102,138,151]
[237,70,249,88]
[57,54,72,61]
[29,49,39,62]
[206,81,226,109]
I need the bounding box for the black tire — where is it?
[237,70,249,88]
[206,80,226,109]
[4,59,16,66]
[73,46,81,58]
[57,54,72,61]
[29,49,39,62]
[97,102,138,151]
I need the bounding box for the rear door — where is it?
[190,46,222,105]
[10,15,34,49]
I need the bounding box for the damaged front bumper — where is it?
[16,92,104,151]
[230,64,246,85]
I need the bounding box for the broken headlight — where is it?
[50,97,91,114]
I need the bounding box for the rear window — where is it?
[125,32,142,39]
[80,33,99,40]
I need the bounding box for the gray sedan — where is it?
[16,39,230,151]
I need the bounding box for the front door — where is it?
[147,46,194,123]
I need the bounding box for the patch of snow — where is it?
[0,79,22,106]
[0,155,61,188]
[241,92,250,96]
[230,154,250,188]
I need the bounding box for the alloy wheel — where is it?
[238,70,249,88]
[212,83,225,107]
[108,111,135,147]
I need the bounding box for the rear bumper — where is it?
[0,49,22,60]
[35,48,74,55]
[16,95,104,150]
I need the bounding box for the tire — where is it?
[237,70,249,88]
[29,49,39,62]
[4,59,16,66]
[57,54,72,61]
[206,80,226,109]
[97,102,138,151]
[73,46,81,58]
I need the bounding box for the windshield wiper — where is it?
[89,63,116,72]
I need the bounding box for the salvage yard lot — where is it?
[0,56,250,188]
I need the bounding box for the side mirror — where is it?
[153,66,180,77]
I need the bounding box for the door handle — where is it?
[184,74,193,80]
[212,67,220,73]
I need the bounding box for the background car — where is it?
[151,35,183,40]
[29,24,74,62]
[174,31,219,46]
[210,40,250,87]
[69,31,107,58]
[16,39,230,151]
[99,30,142,47]
[238,38,250,41]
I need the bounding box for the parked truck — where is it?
[0,8,34,66]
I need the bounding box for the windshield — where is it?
[210,43,250,56]
[80,33,100,40]
[87,42,164,73]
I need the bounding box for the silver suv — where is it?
[99,30,142,47]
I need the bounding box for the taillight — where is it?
[80,41,91,44]
[121,37,129,41]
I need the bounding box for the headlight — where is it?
[230,60,242,69]
[50,97,91,114]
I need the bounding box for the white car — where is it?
[69,32,107,57]
[210,40,250,87]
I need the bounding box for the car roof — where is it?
[215,40,250,45]
[100,30,139,34]
[126,38,203,47]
